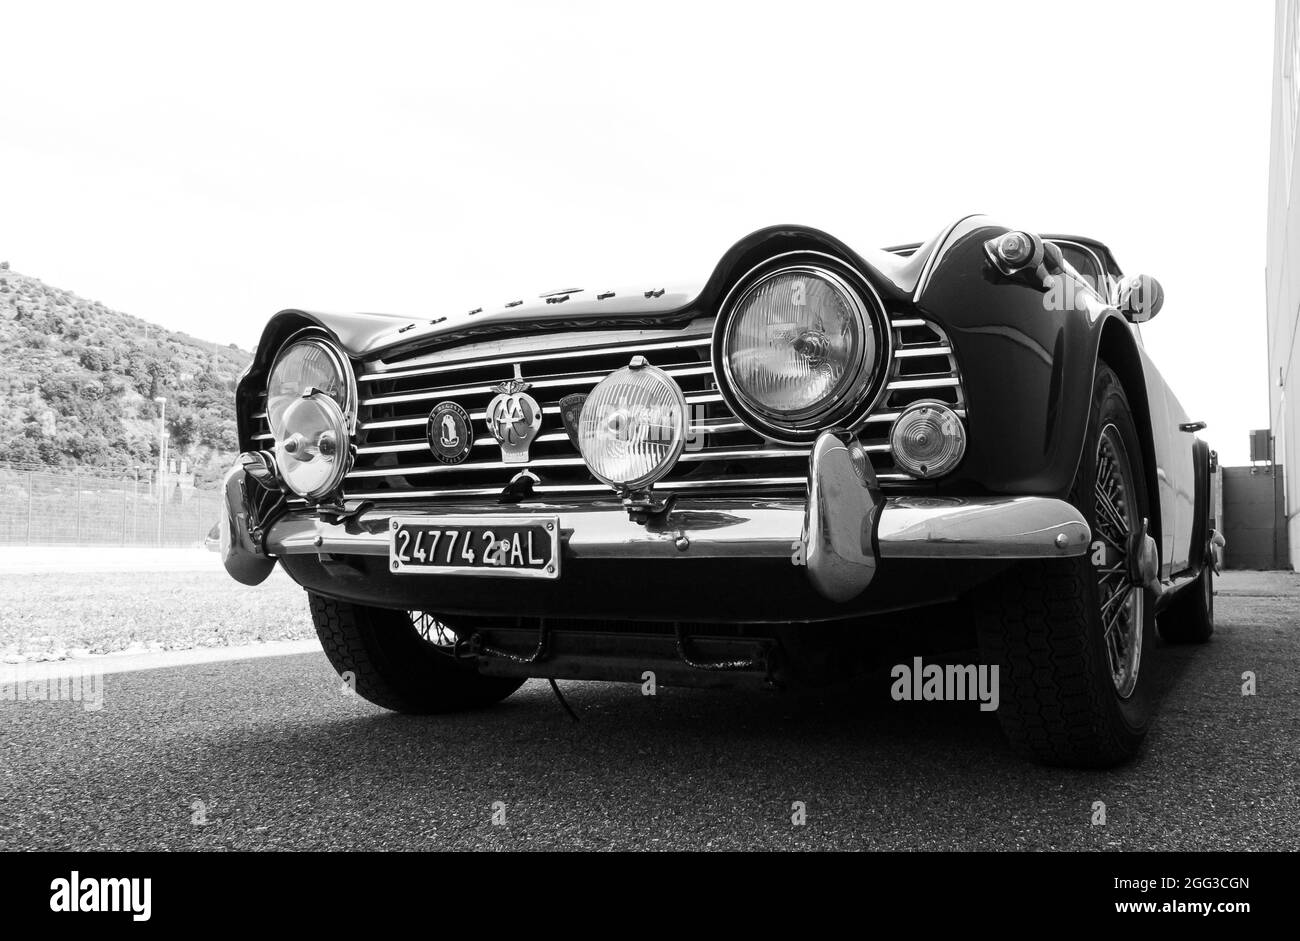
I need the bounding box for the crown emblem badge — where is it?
[485,366,542,464]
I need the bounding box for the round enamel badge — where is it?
[427,402,473,465]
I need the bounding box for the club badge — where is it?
[426,401,473,465]
[485,370,542,464]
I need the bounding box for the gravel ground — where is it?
[0,570,1296,851]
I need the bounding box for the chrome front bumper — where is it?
[222,431,1091,602]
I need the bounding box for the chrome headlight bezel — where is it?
[711,252,893,445]
[266,333,357,441]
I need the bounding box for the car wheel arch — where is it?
[1090,314,1164,559]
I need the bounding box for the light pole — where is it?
[154,396,167,545]
[154,396,168,479]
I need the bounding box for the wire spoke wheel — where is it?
[409,611,458,651]
[1095,423,1143,699]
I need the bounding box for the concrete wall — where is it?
[1222,465,1291,570]
[1267,0,1300,570]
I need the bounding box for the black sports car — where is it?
[219,215,1221,767]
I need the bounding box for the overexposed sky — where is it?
[0,0,1275,462]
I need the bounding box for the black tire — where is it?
[309,593,524,713]
[1158,562,1214,644]
[974,364,1154,768]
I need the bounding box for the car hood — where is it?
[249,218,979,369]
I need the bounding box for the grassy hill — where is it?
[0,260,251,487]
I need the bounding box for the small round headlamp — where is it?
[578,358,687,491]
[274,391,351,500]
[890,400,966,479]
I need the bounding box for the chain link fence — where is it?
[0,463,221,547]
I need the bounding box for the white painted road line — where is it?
[1,640,321,681]
[0,546,221,575]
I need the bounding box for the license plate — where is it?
[389,515,560,579]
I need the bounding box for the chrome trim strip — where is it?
[358,426,778,456]
[348,457,589,478]
[360,417,433,431]
[366,486,591,499]
[355,477,810,500]
[355,441,434,455]
[911,215,973,304]
[679,448,817,462]
[893,345,952,358]
[347,447,822,479]
[357,391,724,431]
[360,365,713,408]
[693,421,748,435]
[359,337,712,383]
[860,409,964,424]
[886,376,961,391]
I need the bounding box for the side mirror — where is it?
[1118,274,1164,323]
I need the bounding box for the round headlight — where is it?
[267,338,353,439]
[715,259,888,443]
[890,400,966,479]
[577,359,687,491]
[274,391,351,500]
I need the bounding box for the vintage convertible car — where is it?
[220,215,1221,767]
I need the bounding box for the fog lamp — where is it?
[890,400,966,479]
[274,390,351,500]
[577,357,687,491]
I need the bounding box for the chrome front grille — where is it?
[251,317,966,503]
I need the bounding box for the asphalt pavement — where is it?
[2,572,1297,851]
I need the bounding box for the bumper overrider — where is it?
[222,429,1090,614]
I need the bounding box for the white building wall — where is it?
[1267,0,1300,569]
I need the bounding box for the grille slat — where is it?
[360,365,715,409]
[893,345,952,358]
[359,336,713,383]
